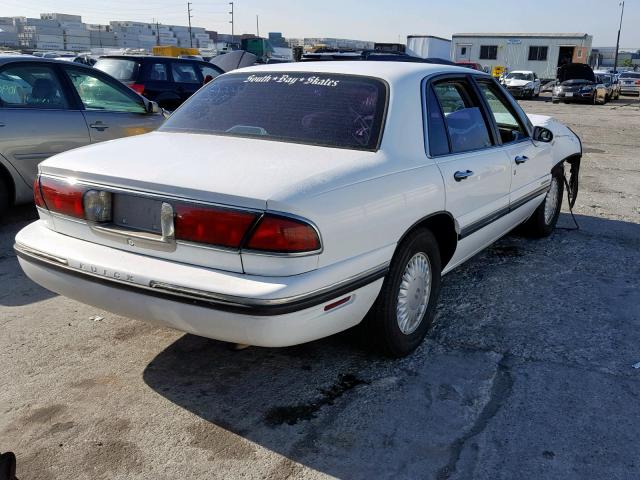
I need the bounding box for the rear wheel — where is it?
[522,169,564,238]
[365,229,442,357]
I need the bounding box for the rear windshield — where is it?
[619,72,640,79]
[160,72,387,150]
[94,59,139,82]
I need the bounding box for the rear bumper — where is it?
[15,221,387,346]
[620,86,640,95]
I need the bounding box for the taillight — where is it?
[39,177,86,219]
[174,204,257,248]
[635,80,640,86]
[130,83,145,94]
[33,176,45,208]
[245,214,321,253]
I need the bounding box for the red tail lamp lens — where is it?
[39,177,86,219]
[130,83,145,94]
[246,215,321,253]
[174,204,257,248]
[33,177,45,208]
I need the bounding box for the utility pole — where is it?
[613,0,625,74]
[187,2,193,48]
[156,21,160,46]
[256,15,259,37]
[229,2,234,44]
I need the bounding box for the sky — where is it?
[2,0,638,47]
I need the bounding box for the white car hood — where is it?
[39,131,383,210]
[527,114,574,138]
[504,79,531,87]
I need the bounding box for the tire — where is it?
[0,175,10,218]
[522,168,565,238]
[364,229,442,357]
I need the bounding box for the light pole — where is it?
[613,0,625,74]
[229,2,234,44]
[187,2,193,48]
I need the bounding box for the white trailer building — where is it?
[452,33,593,80]
[406,35,451,60]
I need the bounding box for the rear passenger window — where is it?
[171,63,200,83]
[0,65,68,109]
[199,65,221,82]
[148,63,168,81]
[432,79,492,153]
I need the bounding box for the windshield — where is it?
[506,72,533,81]
[160,72,387,150]
[620,72,640,79]
[94,59,139,82]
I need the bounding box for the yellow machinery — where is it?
[152,46,199,57]
[491,66,506,78]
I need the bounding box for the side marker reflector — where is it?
[324,296,352,312]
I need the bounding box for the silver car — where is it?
[618,72,640,96]
[0,56,165,215]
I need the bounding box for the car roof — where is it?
[0,54,94,69]
[236,60,490,84]
[98,55,205,62]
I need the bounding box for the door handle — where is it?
[454,170,474,182]
[515,155,529,165]
[89,121,109,131]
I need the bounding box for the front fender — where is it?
[528,114,582,164]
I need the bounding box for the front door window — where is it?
[65,68,146,113]
[476,80,528,144]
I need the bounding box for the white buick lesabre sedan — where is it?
[15,62,582,357]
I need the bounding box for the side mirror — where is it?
[203,74,214,85]
[533,126,553,143]
[147,100,160,114]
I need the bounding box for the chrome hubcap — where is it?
[544,177,560,224]
[396,253,432,335]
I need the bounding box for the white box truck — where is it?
[407,35,452,60]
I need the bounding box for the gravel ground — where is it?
[1,94,639,480]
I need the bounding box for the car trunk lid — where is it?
[38,131,375,274]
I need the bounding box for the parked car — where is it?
[618,71,640,96]
[500,70,541,99]
[0,56,165,215]
[94,55,223,110]
[596,73,620,101]
[15,62,582,357]
[54,54,97,66]
[553,63,607,104]
[455,61,483,71]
